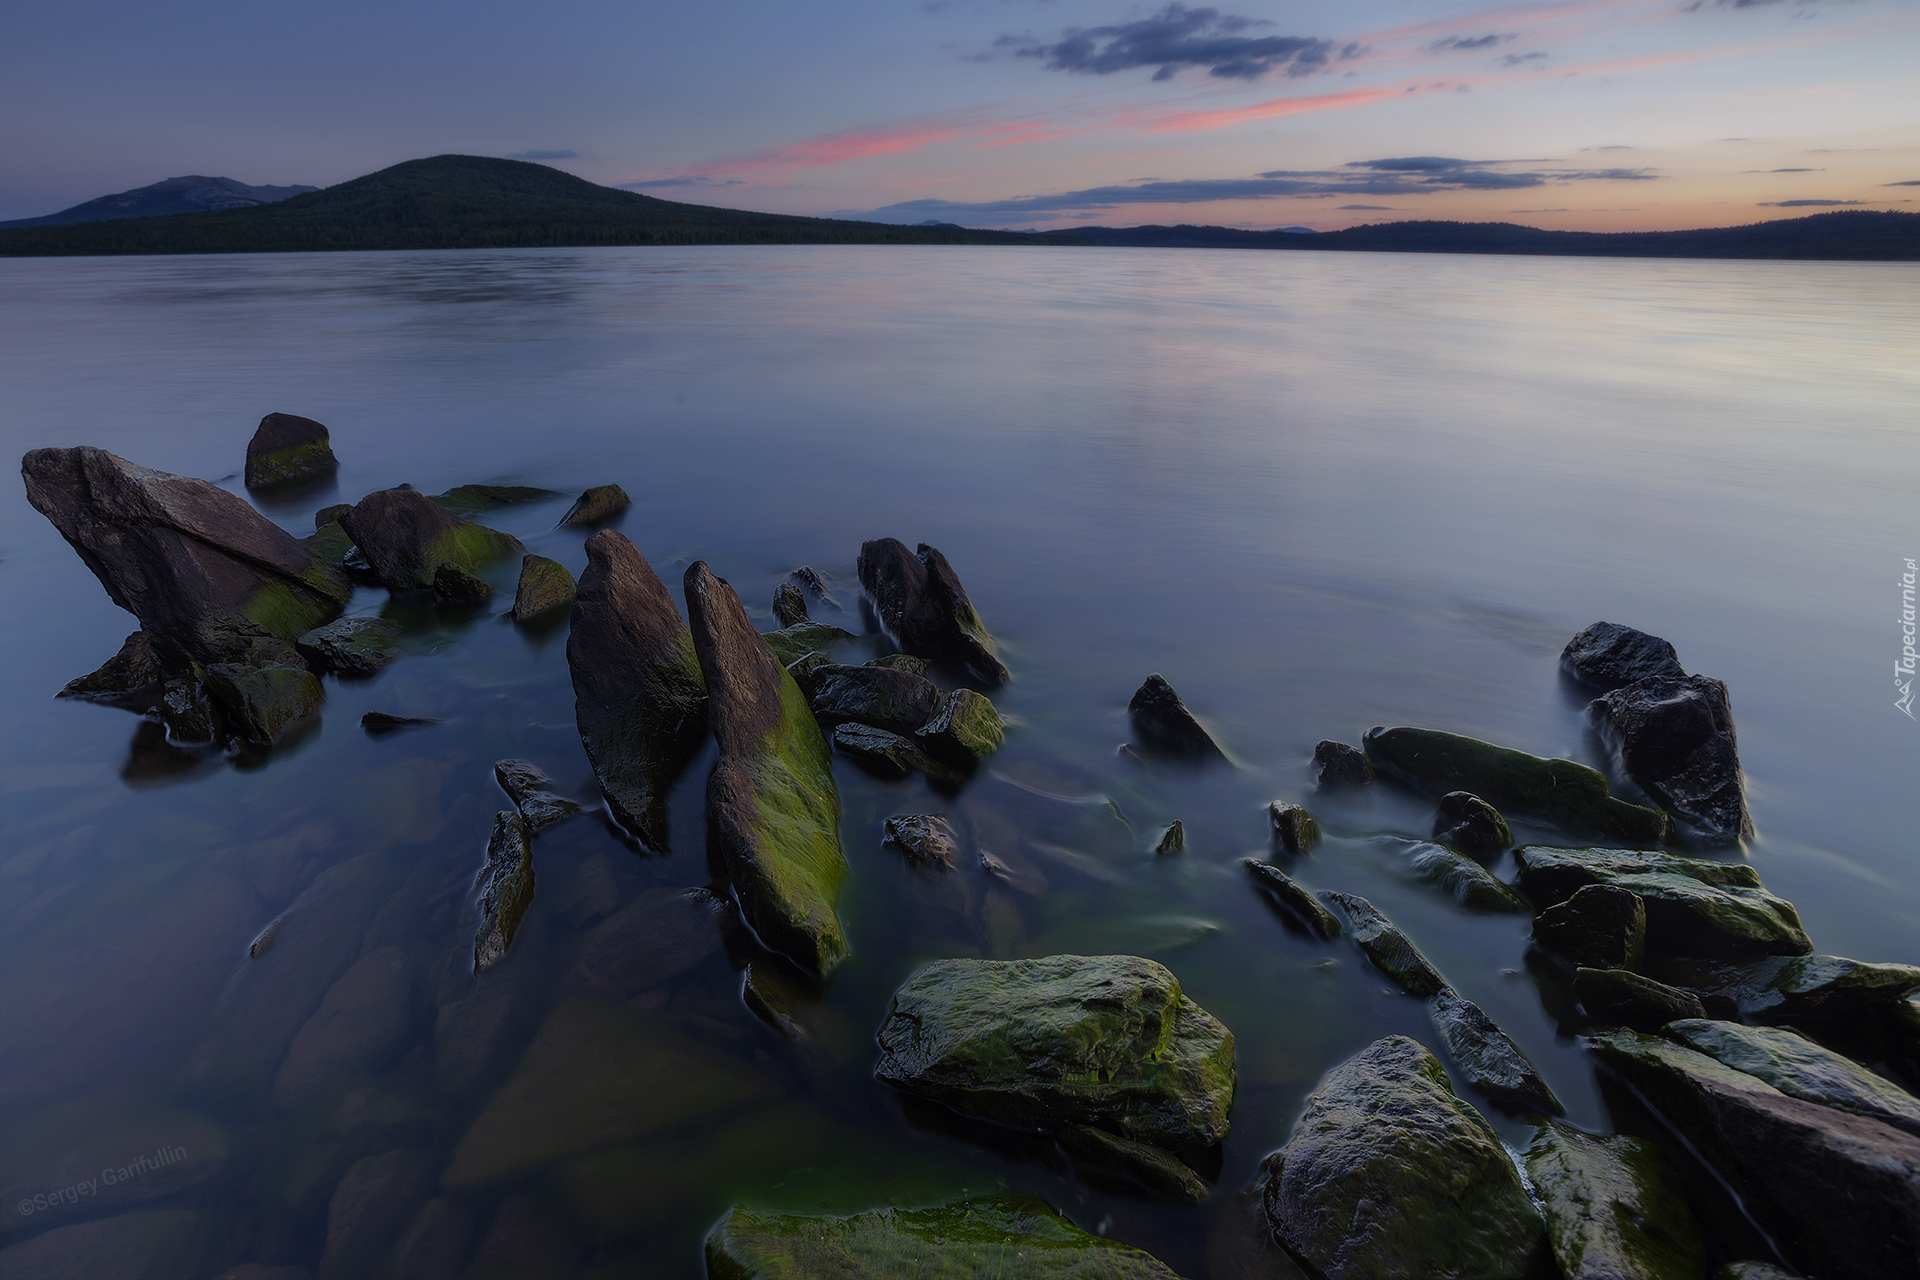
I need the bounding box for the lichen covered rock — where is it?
[1513,847,1810,958]
[244,411,338,488]
[511,554,575,622]
[1524,1118,1704,1280]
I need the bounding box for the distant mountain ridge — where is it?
[0,175,317,229]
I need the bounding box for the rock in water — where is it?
[760,621,858,666]
[830,723,960,786]
[791,565,841,610]
[856,537,1009,685]
[914,688,1004,767]
[1268,802,1319,855]
[428,483,558,517]
[884,814,958,869]
[1261,1035,1551,1280]
[874,955,1235,1151]
[1242,860,1342,940]
[1534,884,1647,971]
[1573,968,1707,1029]
[1715,953,1920,1021]
[1433,791,1511,855]
[1428,989,1562,1113]
[866,652,932,675]
[511,554,575,622]
[1319,892,1446,998]
[1364,726,1670,844]
[772,581,808,627]
[1314,739,1375,788]
[1665,1019,1920,1137]
[23,446,349,667]
[556,483,631,527]
[1402,842,1531,913]
[1561,622,1687,691]
[1586,1029,1920,1280]
[685,560,849,979]
[1513,847,1811,958]
[1524,1119,1705,1280]
[807,664,942,735]
[1057,1125,1211,1201]
[1154,821,1186,856]
[202,660,323,742]
[493,759,582,833]
[474,812,535,974]
[244,411,338,488]
[1128,674,1227,762]
[59,630,167,705]
[704,1197,1185,1279]
[565,531,708,852]
[1588,674,1754,844]
[362,711,438,735]
[296,616,403,676]
[338,486,522,594]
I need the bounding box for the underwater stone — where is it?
[1058,1124,1210,1202]
[556,483,631,527]
[1428,988,1562,1113]
[1513,846,1811,958]
[1589,674,1754,844]
[1561,621,1687,691]
[511,554,575,622]
[361,711,438,735]
[1268,802,1319,855]
[1432,791,1511,856]
[856,537,1010,685]
[884,814,959,870]
[339,486,522,594]
[1525,1118,1705,1280]
[1261,1035,1551,1280]
[273,946,413,1108]
[1128,674,1227,762]
[1320,892,1446,998]
[874,954,1235,1151]
[772,581,808,627]
[1535,884,1647,971]
[245,411,338,489]
[296,616,403,677]
[473,812,535,975]
[1242,860,1341,940]
[1314,739,1375,788]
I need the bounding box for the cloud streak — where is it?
[998,4,1352,82]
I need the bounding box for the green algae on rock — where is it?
[428,483,559,517]
[201,660,323,743]
[1154,820,1186,856]
[1715,953,1920,1021]
[873,954,1234,1151]
[511,553,576,622]
[1363,726,1670,844]
[705,1196,1186,1280]
[557,483,632,527]
[1319,892,1446,998]
[686,560,849,979]
[914,687,1004,767]
[1057,1124,1210,1201]
[1525,1118,1705,1280]
[760,620,858,666]
[1261,1035,1551,1280]
[296,616,403,676]
[566,531,708,853]
[473,811,535,974]
[1268,802,1319,856]
[244,412,338,489]
[1513,847,1811,958]
[338,486,523,594]
[1665,1018,1920,1137]
[856,537,1010,686]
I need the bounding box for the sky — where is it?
[2,0,1916,232]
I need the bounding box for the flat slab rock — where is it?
[1261,1034,1551,1280]
[874,954,1234,1152]
[1513,846,1811,958]
[705,1196,1186,1279]
[1525,1118,1705,1280]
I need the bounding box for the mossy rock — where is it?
[296,616,403,677]
[338,487,523,593]
[1716,953,1920,1021]
[301,520,356,575]
[1574,968,1705,1030]
[705,1196,1186,1279]
[1364,726,1670,844]
[473,812,535,974]
[1320,892,1446,998]
[511,554,575,622]
[1666,1019,1920,1136]
[244,412,338,488]
[874,954,1235,1151]
[1514,847,1810,958]
[557,483,632,527]
[1401,841,1530,913]
[1525,1118,1704,1280]
[914,688,1004,766]
[428,484,559,517]
[201,661,322,743]
[761,621,858,666]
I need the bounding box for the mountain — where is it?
[0,176,317,229]
[1046,212,1920,261]
[0,155,1083,255]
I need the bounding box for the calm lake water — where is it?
[1,244,1915,1277]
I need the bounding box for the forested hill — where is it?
[0,155,1086,256]
[1047,211,1920,261]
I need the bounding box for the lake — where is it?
[1,244,1915,1277]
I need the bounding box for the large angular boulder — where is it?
[807,663,942,735]
[1589,674,1754,844]
[1261,1035,1551,1280]
[1586,1029,1920,1280]
[685,561,849,979]
[874,955,1234,1152]
[856,537,1009,685]
[244,411,338,488]
[23,446,349,668]
[1364,727,1670,844]
[336,486,522,594]
[1513,847,1811,958]
[1524,1119,1704,1280]
[1128,674,1228,762]
[59,630,166,705]
[1665,1019,1920,1137]
[565,532,708,852]
[705,1197,1185,1279]
[1560,621,1686,691]
[1534,883,1647,971]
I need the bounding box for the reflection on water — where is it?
[0,245,1915,1277]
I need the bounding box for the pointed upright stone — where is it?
[856,537,1009,685]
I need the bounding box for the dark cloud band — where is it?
[998,4,1347,82]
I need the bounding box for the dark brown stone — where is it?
[856,537,1009,685]
[1589,674,1754,845]
[1129,674,1227,762]
[339,487,521,594]
[1535,884,1647,970]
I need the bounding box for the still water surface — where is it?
[0,245,1915,1277]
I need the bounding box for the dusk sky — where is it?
[4,0,1915,231]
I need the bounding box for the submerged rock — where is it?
[1432,791,1511,855]
[361,711,438,735]
[1314,739,1374,788]
[760,620,858,666]
[1665,1019,1920,1138]
[1429,988,1561,1113]
[913,687,1004,768]
[272,946,413,1108]
[1560,621,1687,691]
[884,814,959,870]
[1242,860,1342,940]
[1154,821,1186,856]
[202,660,323,743]
[1586,1029,1920,1280]
[1128,674,1227,762]
[1058,1125,1210,1201]
[1524,1119,1705,1280]
[1320,892,1446,998]
[1401,841,1530,913]
[296,616,403,676]
[808,663,942,735]
[59,630,167,705]
[1513,847,1811,958]
[570,887,725,1001]
[856,537,1009,685]
[430,562,492,603]
[338,486,522,594]
[557,483,631,527]
[1590,674,1753,844]
[1364,726,1670,844]
[772,581,808,627]
[245,411,338,488]
[511,554,575,622]
[705,1197,1185,1279]
[830,723,959,785]
[1261,1035,1551,1280]
[1268,802,1319,855]
[565,531,708,852]
[1716,953,1920,1021]
[473,812,535,975]
[319,1148,438,1279]
[874,954,1235,1151]
[1574,967,1706,1030]
[493,758,582,833]
[428,484,558,517]
[1534,884,1647,971]
[23,445,350,668]
[686,560,849,979]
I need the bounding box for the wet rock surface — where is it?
[1268,802,1319,856]
[1574,967,1706,1029]
[760,620,858,666]
[772,580,808,627]
[1535,883,1647,970]
[1057,1124,1210,1201]
[1153,820,1186,855]
[866,652,931,675]
[473,812,535,974]
[686,560,849,978]
[807,663,942,735]
[883,814,959,869]
[338,486,522,594]
[1320,892,1446,998]
[1590,674,1753,844]
[1401,841,1530,912]
[1128,674,1227,762]
[1716,953,1920,1021]
[510,553,575,622]
[565,531,708,852]
[1261,1035,1551,1280]
[556,483,631,527]
[1432,791,1511,855]
[492,758,582,833]
[790,564,841,610]
[1665,1018,1920,1136]
[1428,988,1561,1113]
[1243,859,1342,940]
[913,687,1004,767]
[856,537,1009,685]
[1561,621,1687,691]
[295,616,402,676]
[318,1148,435,1280]
[58,630,167,705]
[830,722,957,784]
[1514,846,1811,957]
[1525,1118,1705,1280]
[874,954,1235,1151]
[1313,739,1373,788]
[1364,726,1670,844]
[245,412,338,489]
